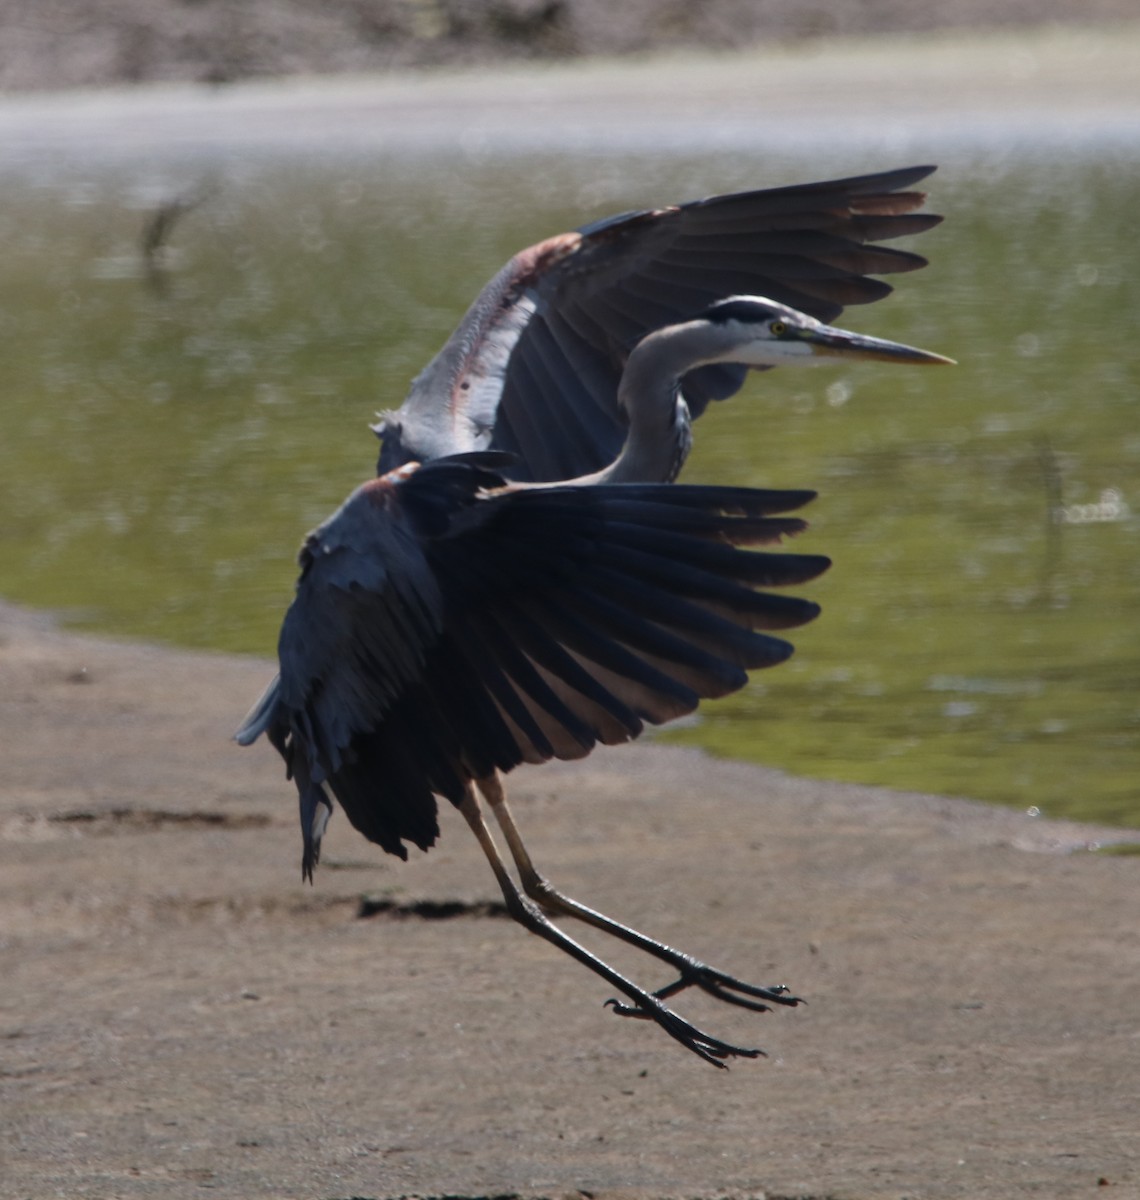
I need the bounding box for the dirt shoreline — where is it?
[2,599,1136,1199]
[1,24,1136,172]
[3,2,1139,94]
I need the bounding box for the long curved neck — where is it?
[578,321,719,485]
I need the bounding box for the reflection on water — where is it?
[1,142,1137,828]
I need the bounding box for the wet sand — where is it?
[2,598,1136,1199]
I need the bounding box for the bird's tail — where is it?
[233,673,281,745]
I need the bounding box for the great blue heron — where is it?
[374,165,943,483]
[237,452,830,1065]
[557,295,950,485]
[238,298,949,1064]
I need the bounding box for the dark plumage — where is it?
[238,166,949,1065]
[238,453,828,1064]
[375,166,941,482]
[240,454,825,866]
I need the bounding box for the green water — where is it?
[1,149,1137,827]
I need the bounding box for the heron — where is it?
[374,164,943,484]
[237,452,830,1065]
[237,300,950,1064]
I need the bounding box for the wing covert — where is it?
[380,166,941,482]
[250,458,830,866]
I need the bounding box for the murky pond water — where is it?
[1,102,1137,827]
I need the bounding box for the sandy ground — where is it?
[1,597,1137,1200]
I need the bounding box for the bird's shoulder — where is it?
[294,454,513,595]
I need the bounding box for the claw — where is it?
[636,962,802,1011]
[601,960,798,1063]
[603,996,765,1066]
[698,976,802,1011]
[604,997,653,1020]
[604,969,795,1064]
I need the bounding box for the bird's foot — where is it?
[653,960,802,1012]
[602,995,763,1067]
[603,959,800,1064]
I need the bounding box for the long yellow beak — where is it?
[805,325,955,366]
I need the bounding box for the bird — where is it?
[237,163,952,1063]
[550,295,951,486]
[236,295,950,1065]
[373,164,943,484]
[237,450,832,1066]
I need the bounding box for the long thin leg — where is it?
[457,783,760,1067]
[475,773,799,1014]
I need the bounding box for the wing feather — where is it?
[244,458,830,867]
[382,167,941,480]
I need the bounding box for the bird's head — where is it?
[697,296,953,368]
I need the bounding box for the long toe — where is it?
[698,976,802,1011]
[605,996,765,1066]
[683,966,803,1008]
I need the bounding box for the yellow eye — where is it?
[770,320,787,336]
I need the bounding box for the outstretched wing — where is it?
[240,455,829,872]
[379,165,941,481]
